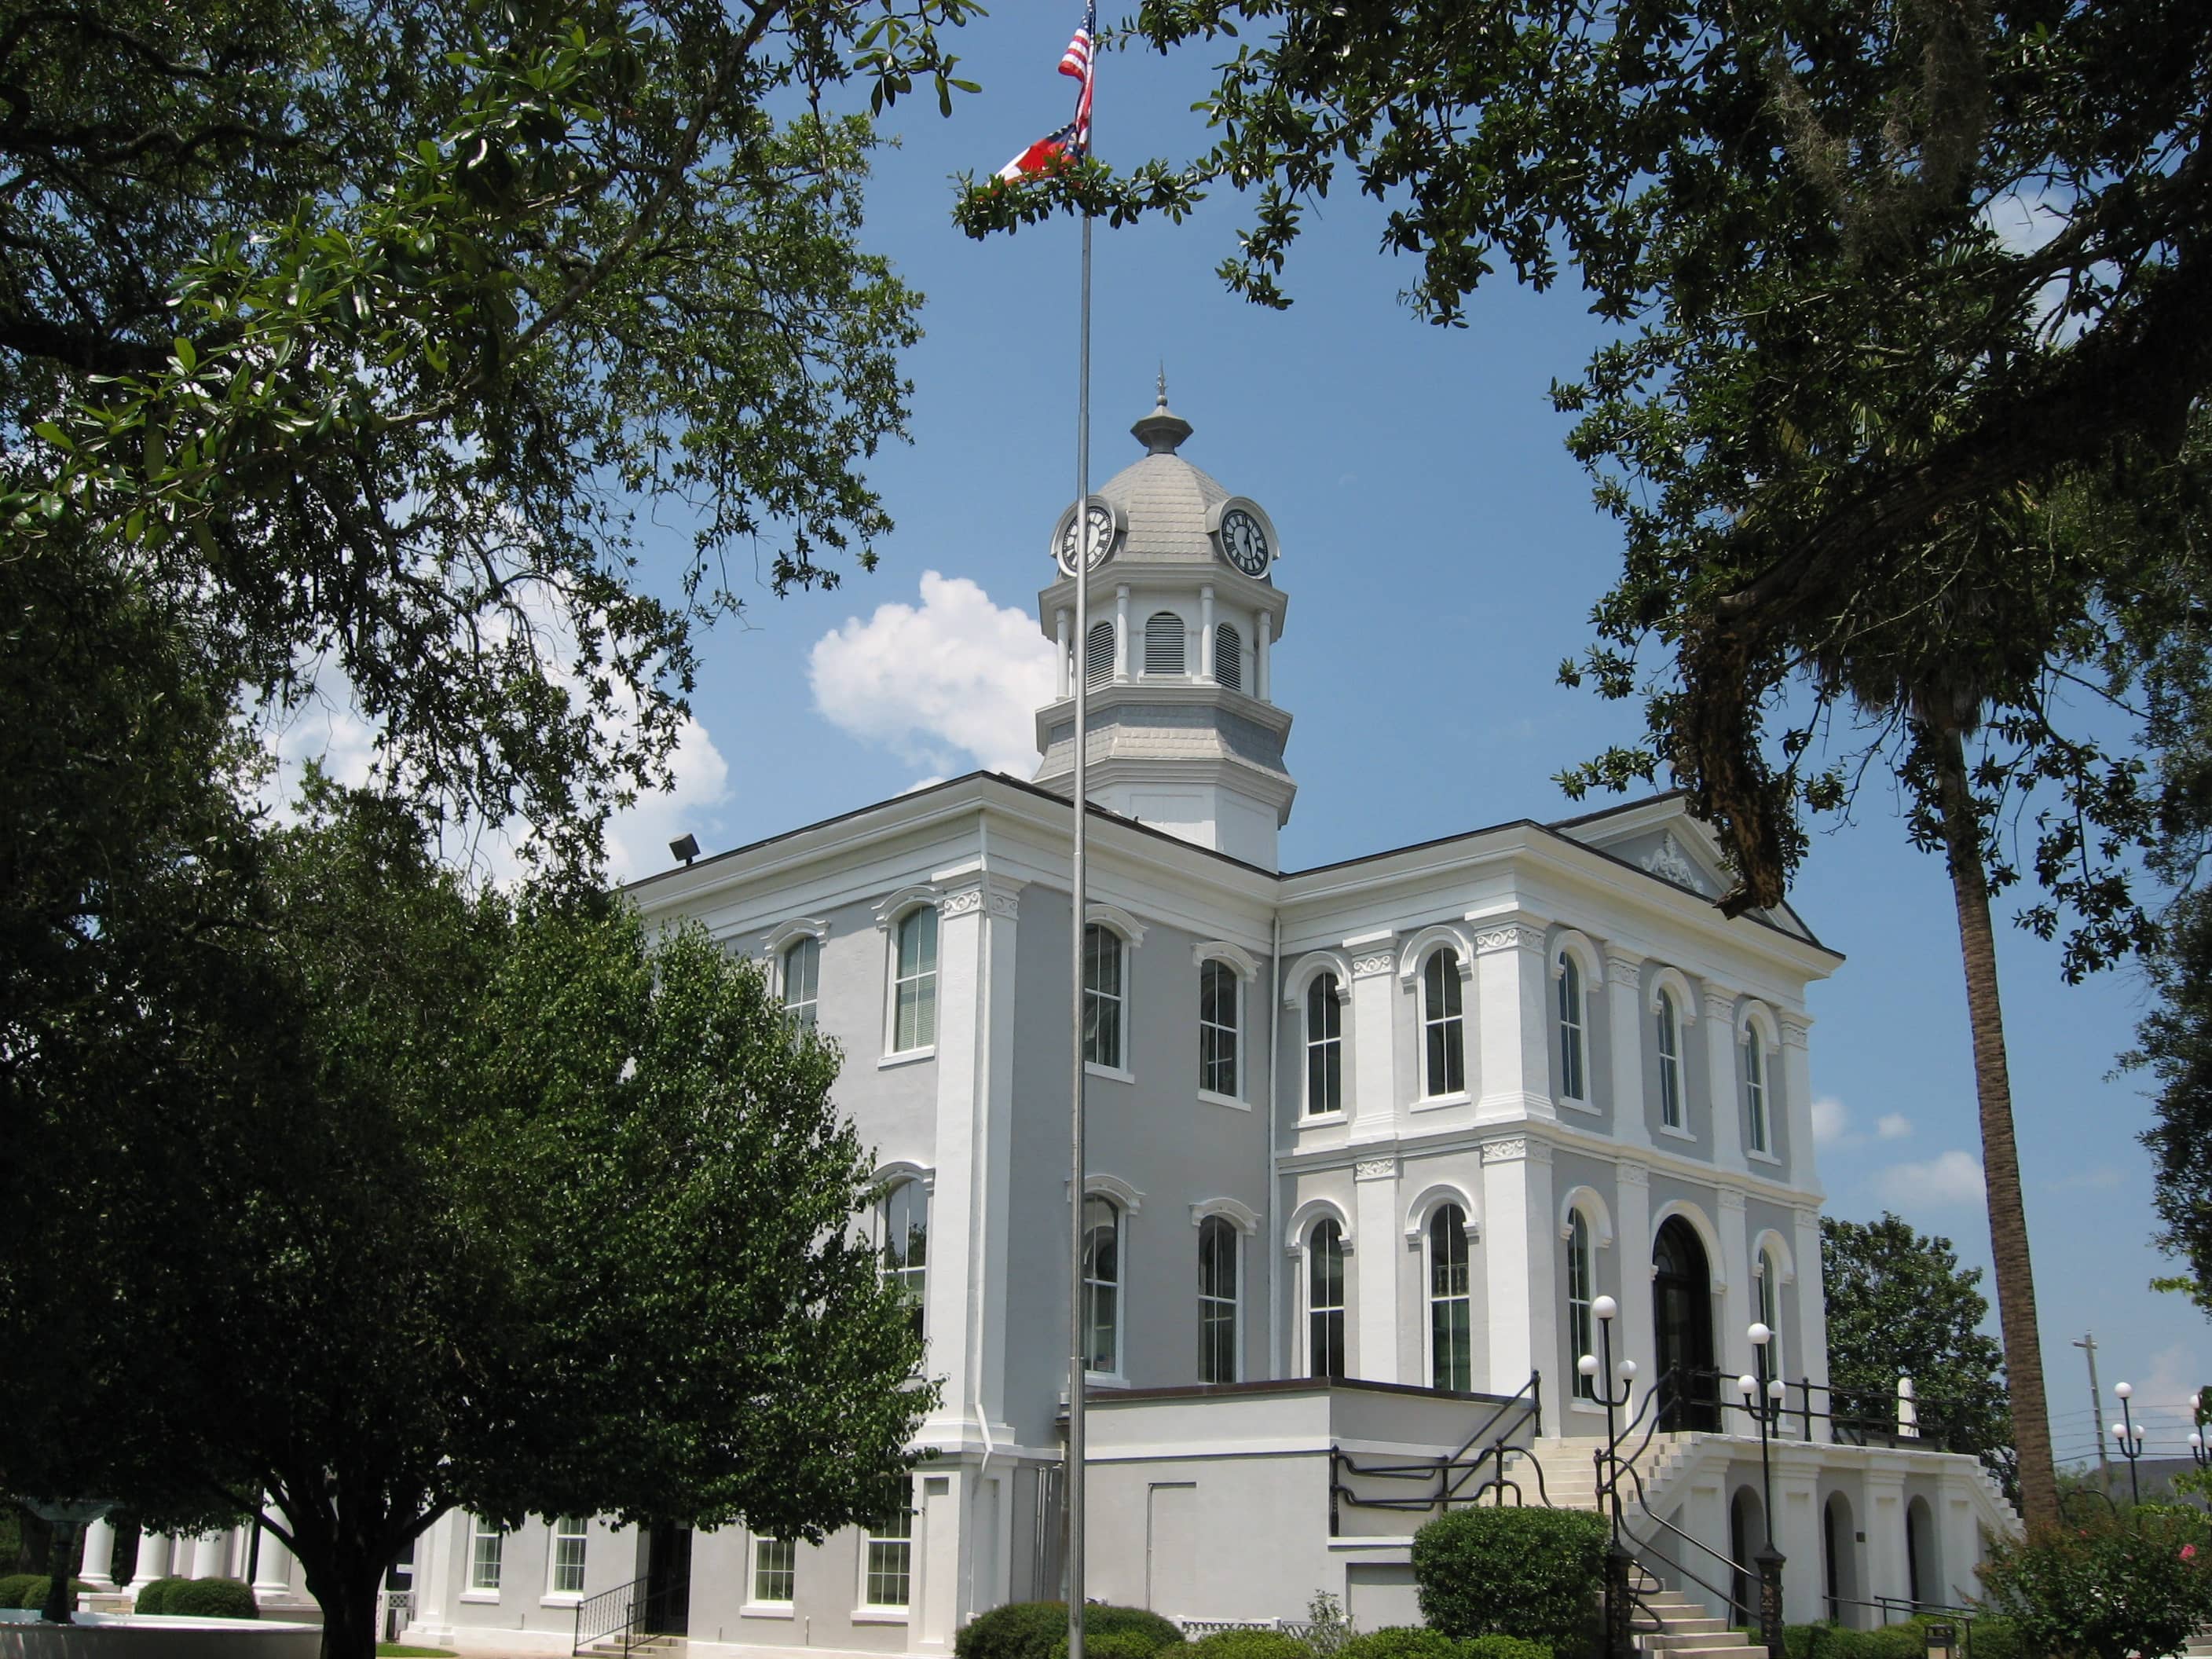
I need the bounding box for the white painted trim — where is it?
[1283,949,1354,1008]
[1752,1227,1797,1284]
[1074,1171,1145,1213]
[1198,1088,1254,1112]
[873,1160,937,1196]
[1397,923,1476,986]
[1650,1198,1729,1292]
[1192,1196,1262,1233]
[1194,939,1262,980]
[1403,1181,1481,1243]
[1285,1197,1354,1254]
[1647,964,1699,1023]
[873,884,942,930]
[1735,998,1782,1050]
[1085,1060,1137,1086]
[1557,1185,1616,1247]
[1087,902,1149,947]
[1552,928,1606,988]
[760,916,830,955]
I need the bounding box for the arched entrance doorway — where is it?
[1654,1216,1717,1430]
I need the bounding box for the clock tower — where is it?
[1032,385,1296,870]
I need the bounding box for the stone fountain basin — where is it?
[0,1612,320,1658]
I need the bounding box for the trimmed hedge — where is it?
[1782,1619,2034,1659]
[1462,1639,1553,1659]
[1412,1507,1608,1646]
[133,1576,193,1614]
[959,1602,1186,1659]
[0,1576,38,1609]
[1335,1632,1551,1659]
[167,1577,260,1619]
[1186,1633,1312,1659]
[0,1576,95,1610]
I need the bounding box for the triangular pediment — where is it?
[1550,795,1816,942]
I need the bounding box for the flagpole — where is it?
[1066,180,1093,1659]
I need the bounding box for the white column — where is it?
[1345,934,1399,1140]
[252,1507,293,1599]
[79,1516,116,1588]
[129,1531,172,1593]
[1864,1469,1910,1617]
[1055,607,1071,699]
[1940,1488,1982,1606]
[1473,917,1553,1124]
[1780,1016,1816,1191]
[1703,979,1746,1171]
[1680,1474,1730,1620]
[1481,1139,1537,1394]
[1614,1162,1655,1421]
[1352,1155,1401,1383]
[1199,586,1216,680]
[408,1511,460,1645]
[918,1469,959,1654]
[1718,1188,1753,1389]
[1793,1203,1832,1441]
[1774,1462,1823,1631]
[1113,585,1130,681]
[1256,613,1273,701]
[1606,953,1653,1150]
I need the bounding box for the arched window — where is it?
[1084,923,1124,1070]
[1085,621,1113,689]
[880,1178,928,1342]
[1756,1247,1784,1382]
[1215,623,1243,691]
[782,936,820,1027]
[1307,1219,1346,1378]
[1199,958,1239,1097]
[1656,988,1683,1128]
[1567,1209,1596,1400]
[1197,1216,1239,1382]
[1082,1196,1122,1374]
[892,907,937,1053]
[1144,611,1185,676]
[1429,1204,1472,1391]
[1557,952,1587,1101]
[1744,1033,1770,1153]
[1423,950,1466,1097]
[1305,975,1342,1115]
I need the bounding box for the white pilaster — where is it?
[1199,586,1216,680]
[128,1531,171,1594]
[1718,1188,1753,1387]
[1864,1470,1910,1611]
[1352,1155,1400,1383]
[1472,918,1554,1124]
[1940,1488,1982,1605]
[1780,1017,1816,1192]
[1614,1161,1655,1420]
[1256,613,1273,701]
[1793,1203,1832,1442]
[1346,934,1399,1140]
[1055,608,1071,699]
[1703,979,1746,1171]
[1680,1474,1730,1620]
[918,1470,960,1654]
[408,1511,460,1646]
[78,1517,115,1588]
[252,1506,294,1598]
[1606,953,1653,1150]
[1114,586,1130,681]
[1774,1463,1823,1631]
[1481,1138,1540,1394]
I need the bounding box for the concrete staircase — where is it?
[579,1637,685,1657]
[1503,1433,1698,1516]
[1632,1573,1769,1659]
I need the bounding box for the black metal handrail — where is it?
[1667,1366,1978,1455]
[573,1574,650,1657]
[1328,1372,1548,1525]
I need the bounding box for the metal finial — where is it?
[1156,364,1168,408]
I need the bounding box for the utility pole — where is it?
[2075,1333,2113,1496]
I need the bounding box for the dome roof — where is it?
[1093,386,1232,566]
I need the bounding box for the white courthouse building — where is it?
[383,394,2012,1654]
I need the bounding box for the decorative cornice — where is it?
[1353,1156,1398,1182]
[1351,950,1397,980]
[1793,1205,1822,1230]
[1642,830,1708,894]
[1780,1020,1811,1049]
[873,884,942,930]
[1191,1196,1262,1233]
[1718,1188,1748,1212]
[1474,923,1544,956]
[1605,953,1643,983]
[1194,939,1263,982]
[939,872,1024,921]
[1087,902,1148,947]
[1616,1161,1650,1190]
[1480,1138,1528,1164]
[760,916,830,955]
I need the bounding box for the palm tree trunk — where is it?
[1932,723,2059,1531]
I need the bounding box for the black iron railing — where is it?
[1328,1372,1547,1529]
[573,1573,688,1657]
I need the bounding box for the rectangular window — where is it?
[863,1482,914,1609]
[1558,955,1586,1100]
[893,908,937,1052]
[782,936,819,1027]
[753,1536,796,1605]
[551,1516,586,1595]
[1657,992,1683,1129]
[1423,951,1466,1097]
[1197,1217,1239,1383]
[1745,1038,1769,1152]
[1199,958,1238,1097]
[469,1518,503,1592]
[1084,925,1123,1069]
[1306,977,1342,1115]
[1307,1222,1346,1379]
[1568,1214,1596,1401]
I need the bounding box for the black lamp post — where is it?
[2111,1381,2146,1507]
[1587,1294,1639,1659]
[1738,1322,1786,1657]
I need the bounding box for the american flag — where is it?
[996,4,1097,181]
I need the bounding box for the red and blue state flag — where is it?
[995,3,1096,181]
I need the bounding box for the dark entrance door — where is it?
[643,1523,692,1636]
[1653,1217,1717,1430]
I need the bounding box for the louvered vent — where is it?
[1215,624,1243,692]
[1086,621,1114,689]
[1144,612,1186,676]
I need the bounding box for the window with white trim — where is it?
[1757,1250,1785,1382]
[1558,952,1587,1101]
[1144,611,1185,676]
[753,1536,796,1604]
[1423,950,1467,1097]
[892,907,937,1053]
[862,1480,913,1609]
[1085,621,1113,689]
[1567,1211,1596,1401]
[1308,1219,1346,1379]
[782,936,819,1027]
[1084,923,1124,1069]
[550,1516,586,1595]
[1745,1034,1770,1153]
[1082,1196,1122,1373]
[469,1518,502,1591]
[1197,1215,1239,1382]
[1214,623,1243,691]
[1199,958,1238,1097]
[880,1177,928,1342]
[1306,975,1342,1115]
[1656,988,1684,1129]
[1429,1204,1472,1391]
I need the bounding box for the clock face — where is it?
[1057,500,1117,574]
[1220,507,1270,576]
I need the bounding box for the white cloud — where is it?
[602,714,731,884]
[1811,1097,1850,1147]
[1876,1112,1914,1141]
[808,572,1057,779]
[1874,1150,1987,1211]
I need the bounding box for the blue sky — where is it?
[282,8,2191,1466]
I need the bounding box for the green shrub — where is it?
[2,1576,94,1610]
[134,1575,192,1614]
[1983,1511,2212,1659]
[1461,1638,1552,1659]
[0,1574,39,1609]
[1186,1632,1313,1659]
[166,1577,260,1619]
[962,1602,1185,1659]
[1960,1615,2031,1659]
[1412,1507,1608,1646]
[1337,1630,1464,1659]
